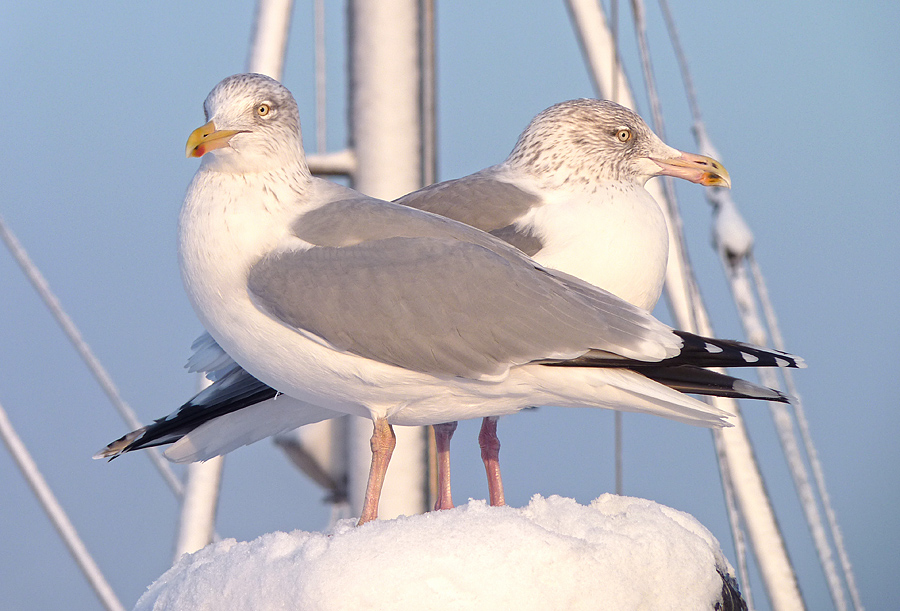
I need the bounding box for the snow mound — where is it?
[135,494,742,610]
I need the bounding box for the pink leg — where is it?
[479,416,505,506]
[432,422,458,511]
[358,418,396,525]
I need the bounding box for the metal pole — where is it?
[173,377,223,559]
[173,456,223,559]
[346,0,428,519]
[314,0,327,154]
[420,0,438,187]
[247,0,294,80]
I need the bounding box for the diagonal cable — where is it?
[0,399,126,611]
[0,215,183,498]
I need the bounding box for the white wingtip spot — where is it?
[742,352,759,363]
[775,357,791,368]
[705,342,723,353]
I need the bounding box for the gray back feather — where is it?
[395,172,546,255]
[395,171,543,233]
[292,197,482,247]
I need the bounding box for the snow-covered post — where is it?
[346,0,428,519]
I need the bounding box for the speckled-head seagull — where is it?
[97,74,801,524]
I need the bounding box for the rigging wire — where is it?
[625,0,755,602]
[719,220,846,611]
[751,256,864,611]
[657,0,862,608]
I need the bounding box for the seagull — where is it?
[393,98,731,509]
[97,74,801,524]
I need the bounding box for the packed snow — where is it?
[135,494,742,610]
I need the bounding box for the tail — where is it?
[538,330,800,403]
[93,366,278,460]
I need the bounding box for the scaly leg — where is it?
[478,416,505,506]
[432,421,458,510]
[358,418,396,525]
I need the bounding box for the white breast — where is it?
[522,183,669,312]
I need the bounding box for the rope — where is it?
[725,244,847,611]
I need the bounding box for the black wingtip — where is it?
[95,368,281,460]
[93,427,149,460]
[637,365,790,402]
[673,331,804,370]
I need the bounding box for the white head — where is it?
[505,99,729,190]
[186,73,310,177]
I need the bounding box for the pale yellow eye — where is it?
[616,128,632,143]
[257,103,271,117]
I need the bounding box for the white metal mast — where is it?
[345,0,429,519]
[234,0,432,522]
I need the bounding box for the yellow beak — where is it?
[650,151,731,188]
[185,120,246,158]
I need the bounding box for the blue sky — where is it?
[1,1,897,609]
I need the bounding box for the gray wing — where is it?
[299,174,546,255]
[248,234,680,380]
[488,224,544,256]
[395,170,543,231]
